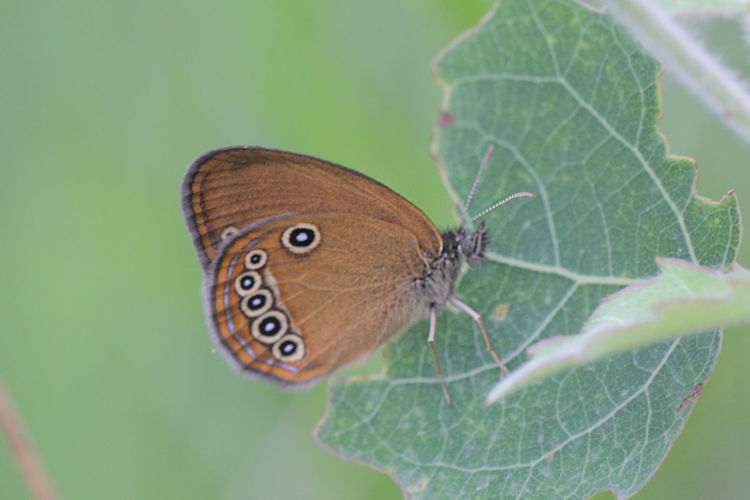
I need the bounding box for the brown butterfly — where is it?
[181,146,533,403]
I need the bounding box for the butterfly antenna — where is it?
[470,191,536,222]
[462,144,495,224]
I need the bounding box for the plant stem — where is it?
[602,0,750,145]
[0,377,58,500]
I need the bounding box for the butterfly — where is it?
[181,145,533,403]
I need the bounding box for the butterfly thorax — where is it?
[414,223,489,314]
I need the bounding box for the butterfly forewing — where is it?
[182,147,442,270]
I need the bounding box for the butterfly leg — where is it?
[449,297,509,374]
[428,305,453,405]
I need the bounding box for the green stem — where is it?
[602,0,750,145]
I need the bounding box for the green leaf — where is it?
[316,1,741,498]
[487,259,750,404]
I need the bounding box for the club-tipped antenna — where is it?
[460,144,535,223]
[470,191,536,222]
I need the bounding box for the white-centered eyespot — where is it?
[244,249,268,270]
[239,289,273,318]
[220,226,239,241]
[234,271,261,296]
[250,310,288,344]
[280,223,320,254]
[272,333,306,362]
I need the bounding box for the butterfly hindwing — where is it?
[206,213,431,385]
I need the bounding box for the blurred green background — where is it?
[1,1,748,499]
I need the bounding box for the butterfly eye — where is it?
[244,249,268,270]
[272,334,306,362]
[250,310,288,344]
[234,271,261,296]
[281,223,320,254]
[239,289,273,318]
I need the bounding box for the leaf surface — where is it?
[487,259,750,404]
[316,1,741,498]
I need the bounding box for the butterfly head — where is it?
[453,221,489,268]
